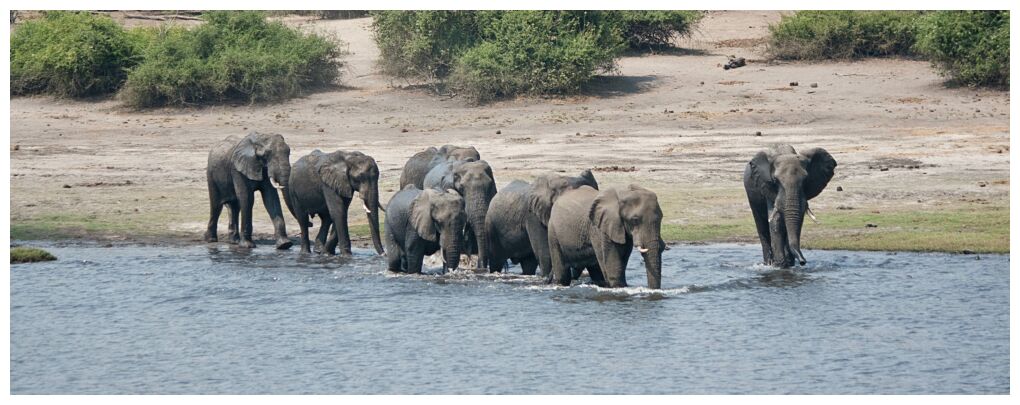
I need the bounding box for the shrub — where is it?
[450,11,624,102]
[768,11,920,60]
[10,247,57,263]
[914,11,1009,86]
[11,11,143,97]
[371,11,485,81]
[120,11,345,108]
[619,11,703,49]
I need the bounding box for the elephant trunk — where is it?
[464,193,492,270]
[784,194,807,266]
[642,241,663,290]
[268,156,291,189]
[440,225,463,271]
[360,183,384,255]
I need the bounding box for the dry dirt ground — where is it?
[8,11,1010,252]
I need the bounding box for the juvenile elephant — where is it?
[744,144,836,268]
[384,186,467,274]
[547,185,664,289]
[204,132,292,249]
[423,159,496,269]
[285,149,384,256]
[484,170,598,275]
[399,145,480,189]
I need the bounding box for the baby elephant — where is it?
[547,185,664,289]
[384,186,467,274]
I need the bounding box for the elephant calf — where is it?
[285,150,384,256]
[547,185,664,289]
[384,186,467,274]
[399,144,480,190]
[485,170,598,275]
[424,159,497,269]
[204,132,292,249]
[743,144,836,268]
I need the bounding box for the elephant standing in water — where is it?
[204,132,292,249]
[423,159,497,269]
[399,145,480,189]
[384,186,467,274]
[743,144,836,268]
[485,170,598,275]
[547,185,664,289]
[285,150,384,256]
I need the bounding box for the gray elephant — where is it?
[204,132,292,249]
[744,144,836,268]
[398,144,480,189]
[547,185,664,289]
[484,170,598,275]
[423,159,496,269]
[384,186,467,274]
[284,149,384,256]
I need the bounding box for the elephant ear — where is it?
[801,147,837,200]
[231,136,263,181]
[747,151,776,194]
[578,169,599,190]
[528,176,557,226]
[589,188,627,245]
[482,161,497,196]
[318,157,354,199]
[411,190,438,242]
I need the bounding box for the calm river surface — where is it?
[10,242,1009,394]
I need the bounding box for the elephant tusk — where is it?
[807,207,819,223]
[270,178,284,190]
[638,246,650,253]
[363,203,371,214]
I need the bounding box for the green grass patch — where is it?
[767,11,920,60]
[11,11,144,97]
[10,247,57,263]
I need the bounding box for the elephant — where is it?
[423,159,497,269]
[384,186,467,274]
[484,169,598,275]
[547,185,664,289]
[743,144,837,268]
[398,144,480,189]
[284,149,384,256]
[204,132,292,249]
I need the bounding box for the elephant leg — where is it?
[315,215,332,254]
[769,217,792,268]
[547,228,571,286]
[204,198,223,243]
[260,187,292,250]
[487,243,507,273]
[748,198,773,265]
[525,216,552,277]
[293,209,312,254]
[385,232,402,272]
[405,241,426,274]
[324,194,352,257]
[235,185,256,249]
[586,263,609,287]
[520,255,538,276]
[227,201,240,244]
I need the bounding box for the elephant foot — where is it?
[228,233,240,244]
[203,231,217,243]
[239,240,257,249]
[275,238,293,250]
[314,241,326,254]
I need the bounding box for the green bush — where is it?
[915,11,1009,86]
[768,11,920,59]
[11,11,143,97]
[371,11,486,81]
[120,11,345,108]
[619,11,703,49]
[450,11,624,102]
[10,247,57,263]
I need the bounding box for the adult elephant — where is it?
[285,149,384,256]
[743,144,836,268]
[423,159,496,269]
[204,132,292,249]
[485,170,598,275]
[384,186,467,274]
[399,144,480,189]
[547,185,664,289]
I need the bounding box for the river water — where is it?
[10,242,1009,394]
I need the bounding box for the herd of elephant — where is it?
[203,132,837,289]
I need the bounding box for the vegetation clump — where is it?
[10,247,57,263]
[767,11,920,60]
[914,11,1009,87]
[120,11,346,108]
[11,11,144,97]
[618,11,703,49]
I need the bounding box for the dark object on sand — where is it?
[723,56,746,70]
